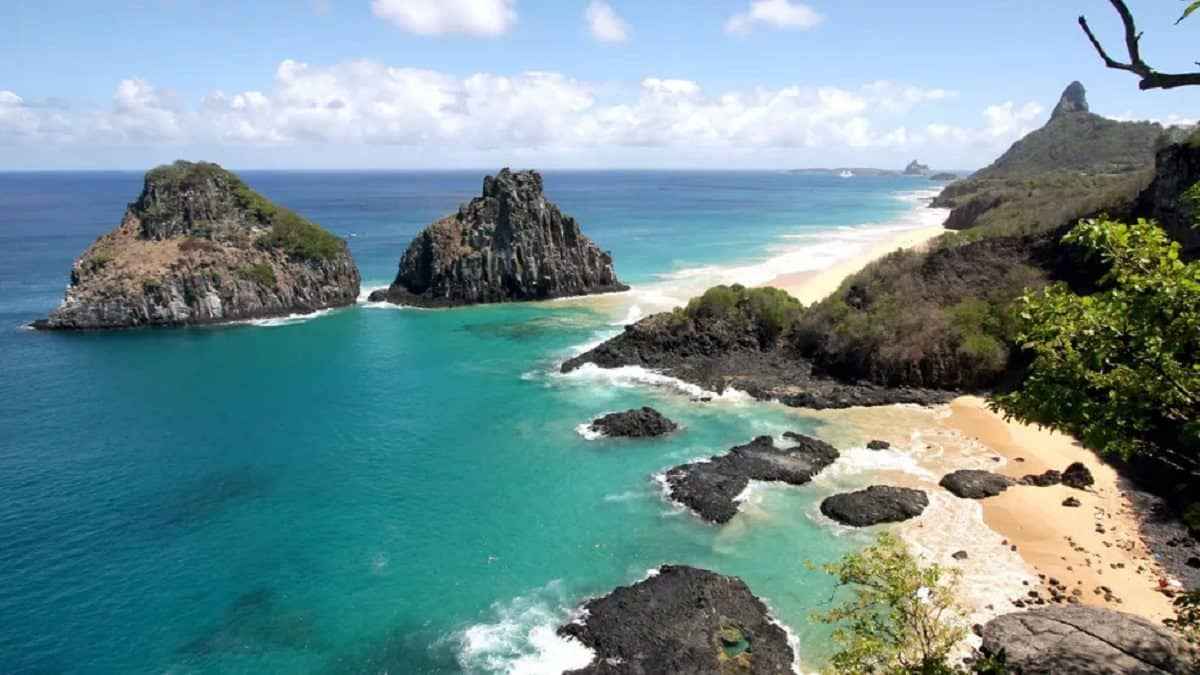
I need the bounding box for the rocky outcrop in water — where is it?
[980,606,1198,674]
[663,434,839,524]
[939,470,1015,499]
[559,565,795,675]
[34,161,360,330]
[820,486,929,527]
[368,169,626,307]
[904,160,931,176]
[589,407,678,438]
[561,312,955,410]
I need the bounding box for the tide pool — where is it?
[0,170,937,673]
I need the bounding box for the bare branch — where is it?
[1078,0,1200,90]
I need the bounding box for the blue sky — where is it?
[1,0,1197,169]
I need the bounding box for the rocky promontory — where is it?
[35,161,360,330]
[368,169,627,307]
[663,434,839,523]
[558,565,795,674]
[980,606,1198,674]
[820,485,929,527]
[588,407,678,438]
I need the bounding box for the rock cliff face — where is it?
[35,161,360,330]
[903,160,931,176]
[559,565,795,674]
[369,169,627,307]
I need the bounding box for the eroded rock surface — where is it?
[940,469,1015,499]
[369,169,626,307]
[980,606,1198,674]
[559,565,795,675]
[820,486,929,527]
[664,434,839,523]
[589,407,678,438]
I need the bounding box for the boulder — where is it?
[589,407,678,438]
[1062,462,1095,490]
[664,434,839,524]
[939,470,1015,499]
[820,486,929,527]
[1021,470,1063,487]
[1063,497,1082,508]
[559,565,795,674]
[369,169,627,307]
[34,161,360,329]
[981,606,1198,674]
[866,440,891,450]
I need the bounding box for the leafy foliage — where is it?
[256,209,344,262]
[813,532,968,674]
[1165,590,1200,647]
[1178,1,1200,25]
[675,284,802,345]
[992,218,1200,462]
[238,263,278,288]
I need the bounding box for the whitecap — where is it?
[610,304,642,326]
[575,422,605,441]
[455,582,595,674]
[555,362,752,403]
[236,308,336,328]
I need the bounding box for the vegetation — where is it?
[991,218,1199,466]
[179,237,221,254]
[1166,590,1200,647]
[674,284,802,345]
[238,263,277,288]
[255,209,344,262]
[813,532,968,674]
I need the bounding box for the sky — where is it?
[1,0,1198,170]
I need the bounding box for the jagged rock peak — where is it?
[1051,81,1089,119]
[369,168,628,307]
[903,160,931,175]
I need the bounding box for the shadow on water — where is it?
[318,622,462,675]
[178,588,320,658]
[460,307,601,342]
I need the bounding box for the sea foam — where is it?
[455,582,595,674]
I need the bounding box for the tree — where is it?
[1078,0,1200,90]
[991,218,1200,469]
[813,532,968,674]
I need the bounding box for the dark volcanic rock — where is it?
[904,160,931,176]
[369,169,627,307]
[1051,81,1089,119]
[820,485,929,527]
[664,435,839,524]
[35,161,360,330]
[561,313,955,410]
[1063,496,1081,508]
[1062,462,1095,490]
[980,606,1198,674]
[939,470,1015,499]
[866,440,891,450]
[589,407,678,438]
[559,565,795,674]
[1021,470,1063,487]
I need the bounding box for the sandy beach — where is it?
[765,224,947,305]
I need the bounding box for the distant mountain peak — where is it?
[1051,81,1089,119]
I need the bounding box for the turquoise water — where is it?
[0,171,935,673]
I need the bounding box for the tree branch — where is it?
[1078,0,1200,90]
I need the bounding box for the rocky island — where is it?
[558,565,795,674]
[663,433,839,523]
[587,407,678,438]
[34,161,360,330]
[820,486,929,527]
[368,169,627,307]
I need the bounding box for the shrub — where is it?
[681,284,803,345]
[256,209,344,262]
[812,532,968,674]
[238,263,277,288]
[179,237,221,254]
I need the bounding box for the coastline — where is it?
[765,223,946,305]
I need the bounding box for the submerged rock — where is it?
[589,407,678,438]
[1062,462,1095,490]
[664,434,839,524]
[369,168,627,307]
[820,486,929,527]
[34,161,360,329]
[980,606,1197,674]
[939,469,1015,499]
[559,565,795,674]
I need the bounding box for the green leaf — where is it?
[1179,1,1200,25]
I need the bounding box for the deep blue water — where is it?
[0,170,934,673]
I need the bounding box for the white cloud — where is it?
[725,0,823,35]
[370,0,516,36]
[1109,111,1197,127]
[1,61,1053,170]
[585,1,629,43]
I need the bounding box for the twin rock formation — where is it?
[368,168,626,307]
[38,165,623,328]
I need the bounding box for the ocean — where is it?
[0,170,953,673]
